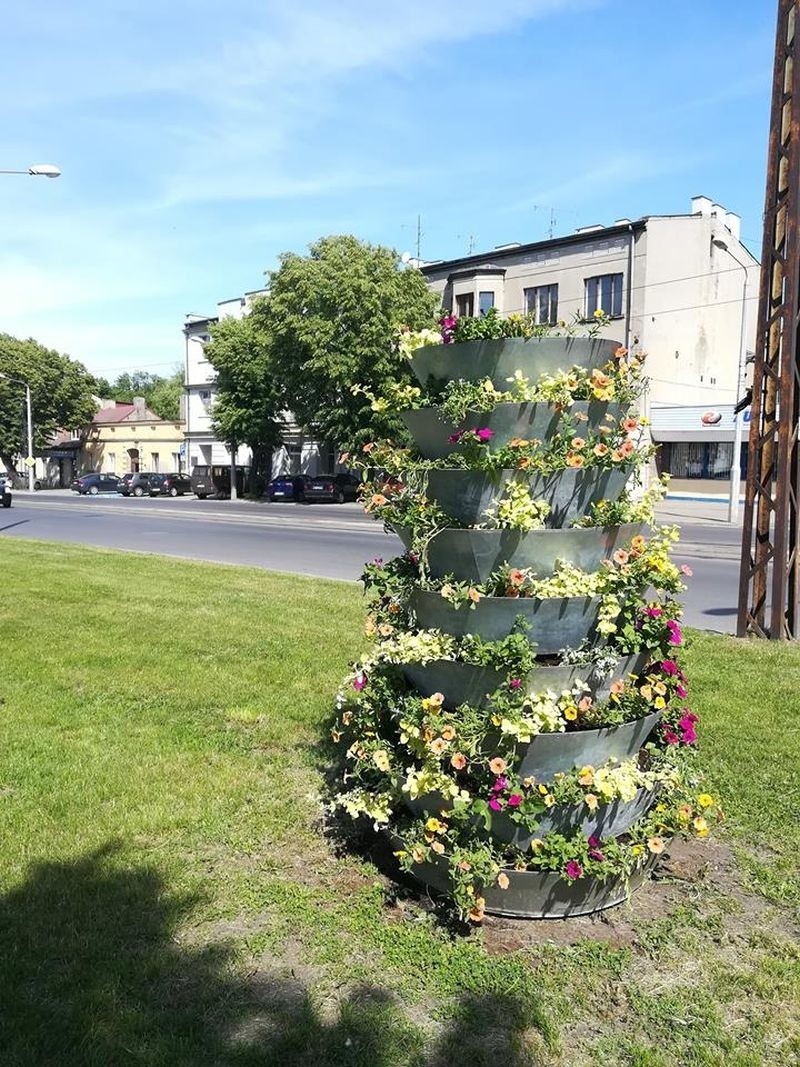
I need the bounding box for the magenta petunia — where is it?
[352,673,367,691]
[475,428,494,442]
[662,726,680,745]
[509,677,522,690]
[447,429,465,444]
[492,776,508,793]
[660,660,679,676]
[666,620,683,645]
[646,606,663,618]
[675,683,688,699]
[489,796,504,812]
[565,860,583,880]
[507,794,522,808]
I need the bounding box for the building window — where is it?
[172,452,181,471]
[106,451,116,472]
[585,273,624,317]
[478,291,495,317]
[524,284,559,325]
[456,293,474,318]
[151,453,160,472]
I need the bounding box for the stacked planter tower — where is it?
[332,329,715,921]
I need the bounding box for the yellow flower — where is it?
[585,793,599,812]
[373,750,390,772]
[578,765,595,787]
[631,844,644,857]
[697,793,714,808]
[693,816,709,838]
[530,838,544,854]
[425,817,443,834]
[544,793,556,808]
[538,784,548,796]
[563,705,578,721]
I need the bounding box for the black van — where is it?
[191,465,250,499]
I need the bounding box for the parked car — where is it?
[303,472,361,504]
[148,473,192,497]
[0,474,11,508]
[123,472,157,497]
[71,473,121,495]
[266,474,309,502]
[117,472,136,495]
[191,464,251,499]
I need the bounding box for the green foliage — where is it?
[204,313,284,472]
[94,368,184,421]
[0,333,97,467]
[261,235,438,450]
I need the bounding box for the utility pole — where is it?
[415,214,423,261]
[738,0,800,638]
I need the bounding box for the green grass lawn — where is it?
[0,538,798,1066]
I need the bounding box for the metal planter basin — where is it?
[400,402,625,460]
[515,709,661,782]
[403,844,655,919]
[407,788,656,853]
[414,523,646,582]
[409,337,622,390]
[400,652,650,708]
[490,788,656,851]
[424,467,631,529]
[411,591,601,654]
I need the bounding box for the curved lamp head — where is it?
[28,164,61,178]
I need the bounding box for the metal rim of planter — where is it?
[423,467,632,528]
[411,590,602,655]
[409,336,623,390]
[393,835,656,919]
[415,523,647,582]
[399,401,626,461]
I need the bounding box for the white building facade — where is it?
[421,196,759,480]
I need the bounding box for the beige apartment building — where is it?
[81,397,185,476]
[421,196,759,481]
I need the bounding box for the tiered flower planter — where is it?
[395,337,656,916]
[331,330,713,922]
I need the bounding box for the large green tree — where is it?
[204,313,284,479]
[0,334,97,473]
[259,235,438,450]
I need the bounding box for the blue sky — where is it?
[0,0,776,378]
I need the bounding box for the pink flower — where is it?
[662,726,680,745]
[509,678,522,691]
[680,564,693,577]
[439,314,457,344]
[667,620,683,646]
[646,607,663,618]
[447,429,465,444]
[489,796,504,812]
[675,683,688,699]
[678,713,698,744]
[565,860,583,880]
[660,660,679,676]
[352,673,367,692]
[507,794,522,808]
[475,428,494,442]
[492,777,508,793]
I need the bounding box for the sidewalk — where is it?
[665,477,739,502]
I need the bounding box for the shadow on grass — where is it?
[0,844,548,1066]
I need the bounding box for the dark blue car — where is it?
[267,474,309,502]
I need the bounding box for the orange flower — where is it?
[440,725,456,741]
[612,549,629,565]
[591,370,611,387]
[450,752,468,771]
[648,836,666,855]
[431,840,445,855]
[508,568,525,586]
[620,439,635,457]
[468,896,486,923]
[489,757,507,775]
[578,695,593,712]
[614,346,629,358]
[610,679,625,697]
[429,737,448,756]
[611,450,624,463]
[378,622,394,637]
[517,456,532,470]
[411,847,425,863]
[468,587,481,603]
[497,872,510,891]
[593,442,610,457]
[630,535,646,552]
[570,436,586,450]
[623,416,639,432]
[362,442,376,453]
[566,453,585,468]
[509,437,527,449]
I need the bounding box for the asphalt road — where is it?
[1,491,744,633]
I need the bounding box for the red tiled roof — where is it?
[92,402,160,424]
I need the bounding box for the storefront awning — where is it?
[649,404,750,443]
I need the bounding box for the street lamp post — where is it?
[0,165,61,178]
[712,238,750,523]
[0,373,35,492]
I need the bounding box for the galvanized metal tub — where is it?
[411,590,601,653]
[514,709,661,782]
[407,787,656,852]
[423,468,631,528]
[400,652,651,708]
[409,337,622,390]
[400,401,625,460]
[411,523,646,582]
[400,843,655,919]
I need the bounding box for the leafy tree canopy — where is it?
[0,334,97,470]
[95,368,183,421]
[258,235,438,450]
[204,314,284,474]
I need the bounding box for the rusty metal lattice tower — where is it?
[738,0,800,638]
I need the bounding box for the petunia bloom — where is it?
[565,860,583,880]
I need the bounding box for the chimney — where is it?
[132,396,147,419]
[724,212,742,240]
[691,195,713,216]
